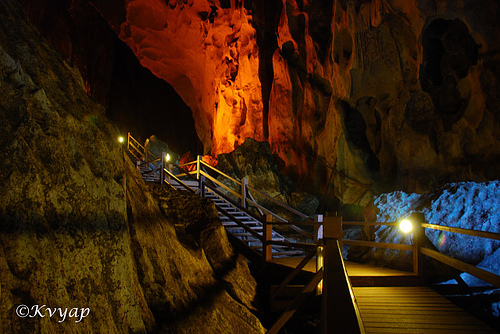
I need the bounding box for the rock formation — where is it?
[20,0,202,156]
[0,1,264,333]
[20,0,500,208]
[217,138,319,220]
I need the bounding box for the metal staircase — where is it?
[125,133,310,258]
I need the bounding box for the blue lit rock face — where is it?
[361,181,500,322]
[351,181,500,281]
[372,181,500,266]
[0,2,264,333]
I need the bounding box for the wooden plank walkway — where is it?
[270,258,498,333]
[354,286,497,333]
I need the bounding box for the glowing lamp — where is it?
[118,136,124,143]
[400,219,413,233]
[165,153,171,162]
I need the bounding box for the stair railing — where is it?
[127,132,147,161]
[193,155,314,240]
[266,214,365,334]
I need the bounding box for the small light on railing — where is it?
[118,136,124,143]
[400,219,413,233]
[165,153,171,162]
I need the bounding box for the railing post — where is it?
[200,175,206,197]
[168,163,172,181]
[412,212,425,276]
[241,176,248,208]
[127,132,130,151]
[160,152,166,185]
[263,214,274,263]
[315,214,324,295]
[196,155,202,180]
[321,215,364,334]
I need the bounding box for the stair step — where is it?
[225,226,263,231]
[219,214,253,220]
[128,145,303,261]
[272,250,304,256]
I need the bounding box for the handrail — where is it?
[128,132,145,152]
[203,183,266,225]
[200,157,312,222]
[343,221,398,227]
[196,156,314,240]
[163,168,196,193]
[342,239,413,251]
[420,247,500,287]
[247,184,312,221]
[139,157,162,167]
[199,170,242,200]
[199,159,242,187]
[422,223,500,241]
[342,217,500,287]
[246,197,287,222]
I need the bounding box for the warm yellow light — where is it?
[165,153,171,162]
[316,246,323,295]
[118,136,124,143]
[400,219,413,233]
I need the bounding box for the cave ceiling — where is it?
[21,0,500,205]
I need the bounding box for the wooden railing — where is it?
[266,214,365,334]
[184,155,315,242]
[341,212,500,287]
[127,132,147,161]
[126,134,363,333]
[125,134,499,333]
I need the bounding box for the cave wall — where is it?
[267,0,500,206]
[113,0,266,155]
[88,0,499,208]
[0,1,264,332]
[20,0,202,155]
[25,0,500,207]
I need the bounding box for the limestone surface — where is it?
[0,2,264,333]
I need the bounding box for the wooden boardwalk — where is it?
[354,286,497,333]
[126,135,499,334]
[271,258,498,333]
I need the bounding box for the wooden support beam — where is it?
[196,155,202,180]
[411,212,425,276]
[315,214,324,295]
[270,249,316,300]
[264,214,273,263]
[160,152,166,184]
[241,176,248,208]
[266,270,324,334]
[200,175,205,197]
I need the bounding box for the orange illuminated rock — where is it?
[118,0,264,155]
[114,0,500,206]
[34,0,500,208]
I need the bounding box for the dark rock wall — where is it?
[268,0,500,208]
[20,0,202,156]
[0,1,263,332]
